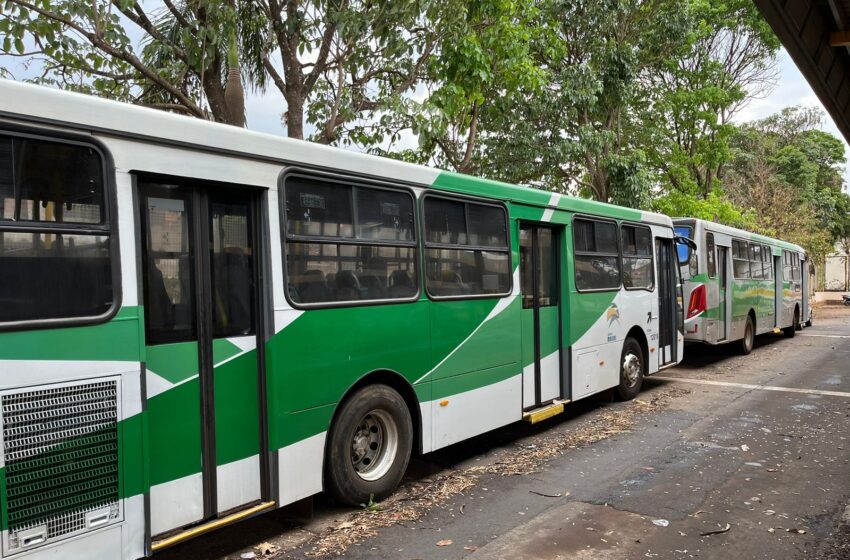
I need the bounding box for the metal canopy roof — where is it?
[755,0,850,143]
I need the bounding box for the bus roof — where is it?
[0,79,672,227]
[673,217,806,254]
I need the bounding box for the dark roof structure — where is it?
[755,0,850,143]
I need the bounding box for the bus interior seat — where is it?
[389,270,416,298]
[359,274,386,299]
[298,269,330,303]
[335,270,361,301]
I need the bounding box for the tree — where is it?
[0,0,453,140]
[723,106,850,267]
[477,0,690,206]
[644,0,780,199]
[362,0,545,175]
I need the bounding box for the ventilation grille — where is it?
[2,380,120,552]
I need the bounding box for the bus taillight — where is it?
[687,284,706,319]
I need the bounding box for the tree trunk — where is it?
[285,89,305,140]
[224,67,246,127]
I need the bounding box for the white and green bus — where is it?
[673,218,811,354]
[0,79,686,559]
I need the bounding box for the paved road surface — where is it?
[160,307,850,560]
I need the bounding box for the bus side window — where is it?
[283,175,418,306]
[0,133,115,325]
[732,240,750,279]
[573,218,620,291]
[706,233,716,278]
[423,197,511,298]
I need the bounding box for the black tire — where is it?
[795,306,803,331]
[783,308,798,338]
[805,312,813,328]
[617,337,645,401]
[325,384,413,506]
[738,315,755,355]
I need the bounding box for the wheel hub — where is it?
[350,409,398,482]
[623,353,641,387]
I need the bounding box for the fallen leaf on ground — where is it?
[652,519,669,527]
[436,539,453,547]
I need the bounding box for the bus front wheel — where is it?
[617,337,644,401]
[738,316,755,355]
[325,384,413,506]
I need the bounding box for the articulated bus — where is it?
[673,218,811,354]
[0,80,685,559]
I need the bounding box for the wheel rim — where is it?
[350,409,398,482]
[622,352,642,388]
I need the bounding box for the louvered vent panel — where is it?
[2,380,120,553]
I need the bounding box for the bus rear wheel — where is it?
[784,308,798,338]
[617,338,644,401]
[738,316,755,355]
[325,384,413,506]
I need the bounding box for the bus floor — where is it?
[158,306,850,560]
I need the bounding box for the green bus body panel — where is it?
[567,290,618,346]
[0,307,142,361]
[146,341,203,487]
[265,301,431,451]
[213,346,260,465]
[538,306,560,358]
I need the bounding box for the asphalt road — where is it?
[160,306,850,560]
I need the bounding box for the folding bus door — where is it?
[139,179,269,540]
[520,224,564,409]
[655,237,680,366]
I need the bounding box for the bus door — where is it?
[655,237,680,366]
[801,256,810,325]
[520,224,564,409]
[139,179,269,538]
[774,253,783,328]
[718,246,729,341]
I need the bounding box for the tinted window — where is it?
[574,219,620,291]
[706,233,716,278]
[424,197,466,245]
[0,232,111,322]
[423,197,511,298]
[0,133,114,325]
[285,177,353,238]
[621,225,653,289]
[210,200,254,337]
[142,193,196,343]
[283,175,418,305]
[355,187,415,242]
[288,243,417,303]
[0,136,104,224]
[732,240,750,279]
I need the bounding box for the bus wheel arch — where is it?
[323,371,418,506]
[625,326,649,372]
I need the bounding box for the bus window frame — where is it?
[0,124,122,332]
[620,221,655,292]
[573,214,622,293]
[732,238,751,280]
[420,192,513,301]
[278,167,422,310]
[706,232,717,279]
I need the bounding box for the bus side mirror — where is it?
[674,236,697,266]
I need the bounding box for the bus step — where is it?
[773,327,781,333]
[151,501,276,552]
[523,400,569,424]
